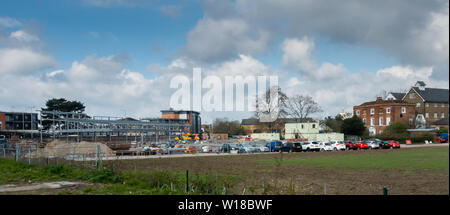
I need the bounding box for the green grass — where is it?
[0,158,239,195]
[260,148,449,172]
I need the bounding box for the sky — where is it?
[0,0,449,124]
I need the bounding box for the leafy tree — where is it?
[41,98,87,129]
[212,118,246,135]
[323,114,344,132]
[383,122,408,135]
[341,116,366,136]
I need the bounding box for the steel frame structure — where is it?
[39,111,191,143]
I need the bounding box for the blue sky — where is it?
[1,0,399,75]
[0,0,448,121]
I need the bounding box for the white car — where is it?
[259,145,270,152]
[330,141,346,151]
[201,145,211,153]
[365,140,380,149]
[318,142,334,151]
[302,141,321,152]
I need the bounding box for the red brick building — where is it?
[353,97,415,135]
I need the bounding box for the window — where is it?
[416,103,421,107]
[409,92,415,99]
[409,118,413,126]
[379,118,383,126]
[426,113,429,118]
[312,124,316,129]
[434,113,438,118]
[386,117,391,126]
[301,125,304,129]
[386,108,391,114]
[379,130,383,134]
[363,118,366,124]
[442,113,445,118]
[370,109,374,115]
[442,103,445,108]
[401,107,406,113]
[434,103,438,107]
[356,110,360,116]
[370,118,375,126]
[425,103,429,107]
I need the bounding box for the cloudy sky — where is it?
[0,0,448,123]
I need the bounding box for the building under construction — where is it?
[38,109,201,144]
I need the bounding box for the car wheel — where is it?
[390,146,393,149]
[334,147,337,151]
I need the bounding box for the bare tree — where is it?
[285,94,322,122]
[254,86,288,132]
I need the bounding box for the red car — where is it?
[345,141,358,150]
[354,141,369,150]
[382,140,401,149]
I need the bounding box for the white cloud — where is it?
[0,48,56,75]
[184,18,270,62]
[10,30,40,42]
[282,37,316,72]
[0,17,21,28]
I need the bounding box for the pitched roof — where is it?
[430,118,449,126]
[357,99,411,107]
[241,118,259,125]
[389,92,406,100]
[412,87,449,103]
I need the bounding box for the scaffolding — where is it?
[39,110,191,144]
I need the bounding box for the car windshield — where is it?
[312,142,318,144]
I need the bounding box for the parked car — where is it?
[354,141,369,150]
[330,141,346,151]
[364,140,380,149]
[220,144,231,153]
[302,141,321,152]
[292,142,303,152]
[259,145,270,152]
[381,140,400,149]
[319,142,333,151]
[281,142,294,152]
[231,143,245,153]
[201,145,211,153]
[345,141,359,150]
[267,141,282,152]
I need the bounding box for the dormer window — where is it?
[409,92,416,99]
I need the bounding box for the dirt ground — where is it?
[103,146,449,195]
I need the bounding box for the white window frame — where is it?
[416,103,421,107]
[386,117,391,126]
[442,113,445,118]
[386,108,391,114]
[434,113,438,118]
[370,118,375,126]
[425,112,429,118]
[442,103,445,108]
[409,92,415,99]
[401,107,406,114]
[356,110,360,116]
[425,103,429,107]
[379,117,383,126]
[363,118,366,124]
[370,109,375,115]
[434,103,438,107]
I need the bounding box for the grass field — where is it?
[0,146,448,195]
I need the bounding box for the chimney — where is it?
[376,96,383,101]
